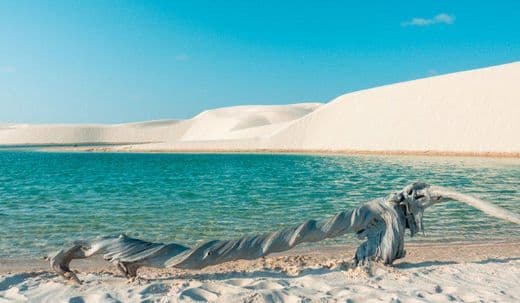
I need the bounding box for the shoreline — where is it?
[3,144,520,158]
[1,240,519,302]
[2,240,518,274]
[2,63,519,163]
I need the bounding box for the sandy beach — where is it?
[1,241,518,302]
[1,58,519,303]
[1,62,519,157]
[3,3,519,303]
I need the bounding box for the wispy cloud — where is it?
[175,54,189,61]
[401,13,455,27]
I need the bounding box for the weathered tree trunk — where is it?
[49,182,520,283]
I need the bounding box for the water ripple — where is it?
[0,151,519,259]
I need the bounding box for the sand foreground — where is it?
[1,241,518,302]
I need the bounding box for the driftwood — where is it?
[49,182,520,283]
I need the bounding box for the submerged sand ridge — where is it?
[1,62,519,156]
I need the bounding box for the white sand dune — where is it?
[0,103,321,147]
[180,103,321,141]
[1,62,519,156]
[266,62,520,154]
[0,120,187,146]
[1,242,519,302]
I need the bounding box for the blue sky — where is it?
[1,1,519,123]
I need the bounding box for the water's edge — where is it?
[1,151,519,259]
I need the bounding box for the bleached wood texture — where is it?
[49,183,520,283]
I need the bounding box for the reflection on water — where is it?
[0,151,519,259]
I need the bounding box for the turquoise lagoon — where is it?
[0,151,519,259]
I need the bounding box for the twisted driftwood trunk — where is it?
[49,182,520,283]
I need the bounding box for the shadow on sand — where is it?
[395,257,520,269]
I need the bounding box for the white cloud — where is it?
[401,13,455,27]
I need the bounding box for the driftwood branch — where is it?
[48,182,520,283]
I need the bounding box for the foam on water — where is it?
[0,151,519,259]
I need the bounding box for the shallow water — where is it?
[0,151,519,259]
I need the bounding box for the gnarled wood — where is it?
[49,182,520,283]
